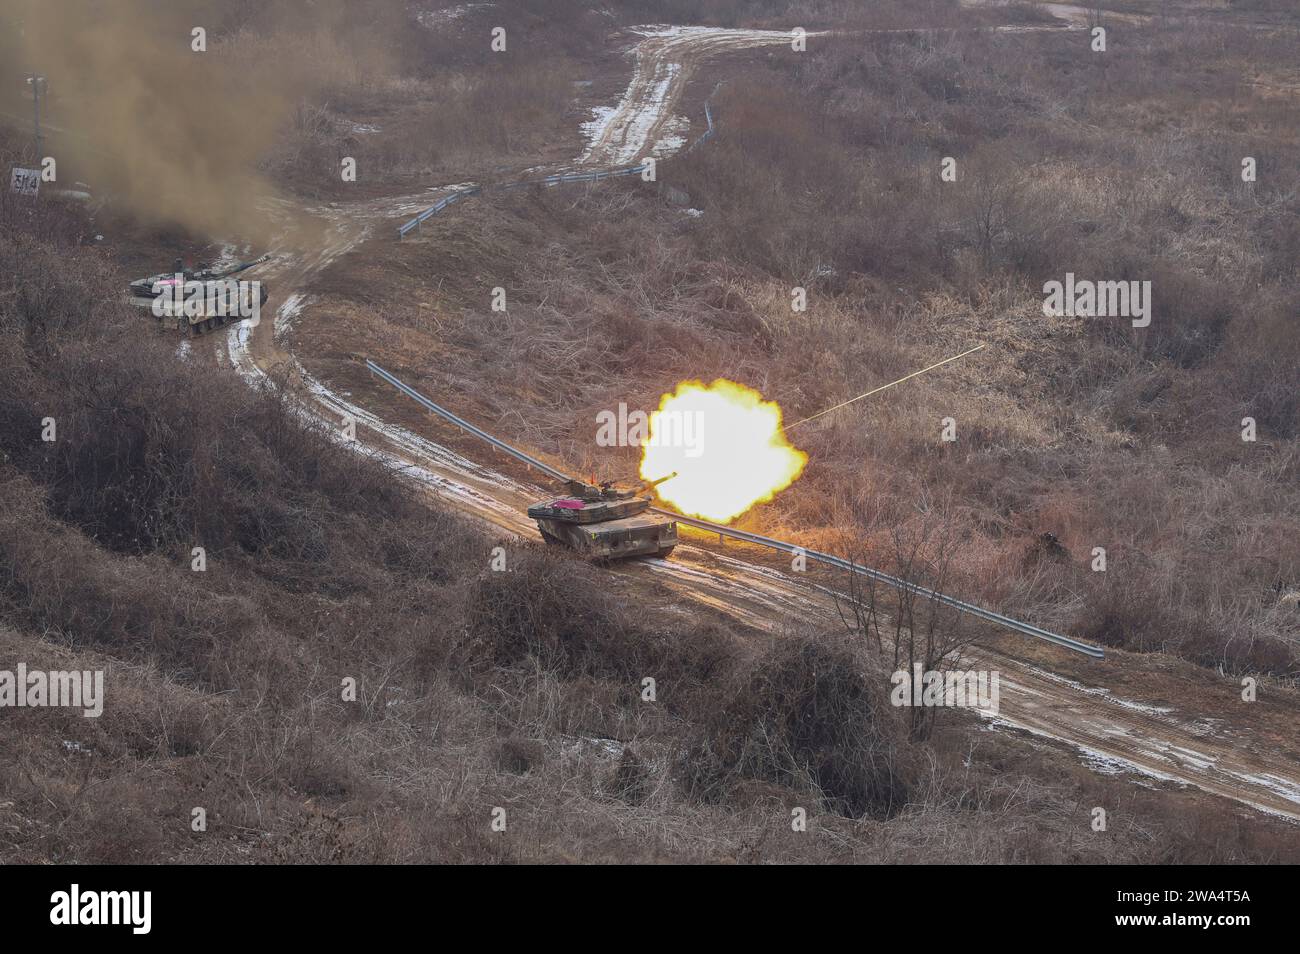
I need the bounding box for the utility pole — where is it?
[27,73,46,160]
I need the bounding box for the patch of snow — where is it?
[274,292,308,337]
[226,321,262,387]
[650,114,689,158]
[579,106,619,149]
[1238,772,1300,806]
[579,61,681,165]
[982,714,1192,787]
[1079,750,1151,778]
[561,734,625,759]
[578,26,808,166]
[212,242,241,269]
[414,3,493,29]
[1022,665,1176,717]
[652,133,686,157]
[629,24,796,41]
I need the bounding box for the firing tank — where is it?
[528,472,679,560]
[363,359,682,561]
[128,254,271,334]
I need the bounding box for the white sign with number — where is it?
[10,167,41,196]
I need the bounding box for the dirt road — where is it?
[214,20,1300,822]
[578,26,813,165]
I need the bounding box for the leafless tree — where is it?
[835,489,982,740]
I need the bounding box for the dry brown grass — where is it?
[334,13,1300,678]
[6,188,1296,862]
[5,4,1300,864]
[680,636,912,818]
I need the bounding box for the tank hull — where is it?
[128,269,269,334]
[534,512,677,560]
[527,481,678,560]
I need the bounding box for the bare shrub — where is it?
[456,547,737,691]
[608,747,654,805]
[458,549,640,676]
[680,635,910,819]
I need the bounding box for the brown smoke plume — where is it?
[1,0,400,245]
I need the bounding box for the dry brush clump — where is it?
[680,635,911,819]
[459,548,647,676]
[455,546,738,701]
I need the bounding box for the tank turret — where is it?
[528,472,679,559]
[128,254,271,334]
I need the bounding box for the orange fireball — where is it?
[639,379,806,523]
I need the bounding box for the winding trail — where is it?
[579,26,811,164]
[218,18,1300,822]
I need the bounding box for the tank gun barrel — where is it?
[208,253,271,279]
[641,471,678,492]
